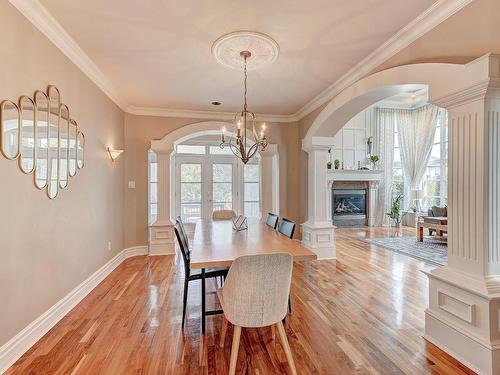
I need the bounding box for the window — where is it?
[209,145,232,155]
[180,163,203,222]
[244,164,260,218]
[212,163,233,211]
[149,154,158,224]
[393,126,404,198]
[176,144,206,154]
[422,112,448,208]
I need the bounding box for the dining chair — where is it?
[278,218,296,239]
[212,209,236,220]
[174,219,228,328]
[218,253,297,375]
[265,212,279,229]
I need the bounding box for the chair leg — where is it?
[288,296,292,314]
[220,316,228,348]
[276,322,297,375]
[182,279,189,328]
[228,325,241,375]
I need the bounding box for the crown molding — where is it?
[10,0,471,122]
[289,0,473,120]
[8,0,128,110]
[125,106,299,123]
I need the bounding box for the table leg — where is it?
[201,268,206,334]
[418,225,424,242]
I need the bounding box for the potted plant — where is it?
[334,159,340,170]
[327,161,332,169]
[369,155,379,169]
[386,194,406,227]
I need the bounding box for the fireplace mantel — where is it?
[327,169,383,182]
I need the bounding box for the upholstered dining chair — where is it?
[173,219,228,328]
[218,253,297,375]
[212,209,236,220]
[278,218,296,239]
[265,212,279,229]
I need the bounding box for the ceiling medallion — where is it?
[211,31,279,71]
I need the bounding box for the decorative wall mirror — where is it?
[19,96,35,174]
[1,85,85,199]
[77,130,85,169]
[68,119,77,177]
[47,85,60,199]
[34,90,49,189]
[0,100,20,160]
[59,104,69,189]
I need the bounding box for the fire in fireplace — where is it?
[332,189,367,226]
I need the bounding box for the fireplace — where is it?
[332,189,367,226]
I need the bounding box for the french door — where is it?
[175,156,237,222]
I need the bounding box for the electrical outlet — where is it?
[108,241,112,251]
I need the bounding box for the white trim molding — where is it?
[8,0,128,110]
[9,0,472,122]
[0,246,148,374]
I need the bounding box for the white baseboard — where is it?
[0,245,148,374]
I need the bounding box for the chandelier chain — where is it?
[243,54,248,111]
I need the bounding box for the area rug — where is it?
[364,236,447,266]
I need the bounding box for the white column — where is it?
[425,56,500,375]
[301,136,336,259]
[367,181,378,227]
[260,144,279,217]
[149,150,175,256]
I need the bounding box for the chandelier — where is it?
[220,50,268,164]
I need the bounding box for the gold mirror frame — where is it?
[0,100,20,160]
[19,96,36,174]
[34,90,49,190]
[77,130,85,169]
[1,85,85,199]
[68,119,78,177]
[47,85,60,200]
[59,104,69,189]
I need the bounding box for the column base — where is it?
[301,222,336,260]
[424,266,500,375]
[149,221,175,256]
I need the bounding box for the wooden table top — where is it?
[189,218,317,269]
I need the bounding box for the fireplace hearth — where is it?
[332,189,367,226]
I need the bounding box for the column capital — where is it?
[302,136,335,153]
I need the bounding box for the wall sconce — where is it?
[107,147,124,162]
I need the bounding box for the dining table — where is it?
[189,218,318,334]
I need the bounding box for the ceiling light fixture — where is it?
[211,101,222,106]
[219,50,268,164]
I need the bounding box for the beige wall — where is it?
[0,2,124,347]
[124,114,302,247]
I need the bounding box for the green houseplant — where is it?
[387,194,406,227]
[369,154,379,169]
[334,159,340,170]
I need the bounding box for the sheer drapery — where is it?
[396,104,440,190]
[375,109,395,225]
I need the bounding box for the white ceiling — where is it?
[39,0,437,116]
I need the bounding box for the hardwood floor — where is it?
[6,227,475,374]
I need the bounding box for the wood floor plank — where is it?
[5,227,476,374]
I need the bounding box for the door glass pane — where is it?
[212,164,232,211]
[244,164,260,218]
[180,163,202,222]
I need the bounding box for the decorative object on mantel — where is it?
[0,85,85,199]
[327,161,332,169]
[107,147,124,162]
[215,31,278,164]
[369,154,379,170]
[367,136,374,155]
[334,159,340,170]
[232,215,248,231]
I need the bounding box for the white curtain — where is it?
[375,109,395,225]
[396,104,440,190]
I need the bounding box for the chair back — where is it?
[221,253,293,328]
[174,219,191,276]
[212,209,236,220]
[278,218,296,239]
[265,213,279,229]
